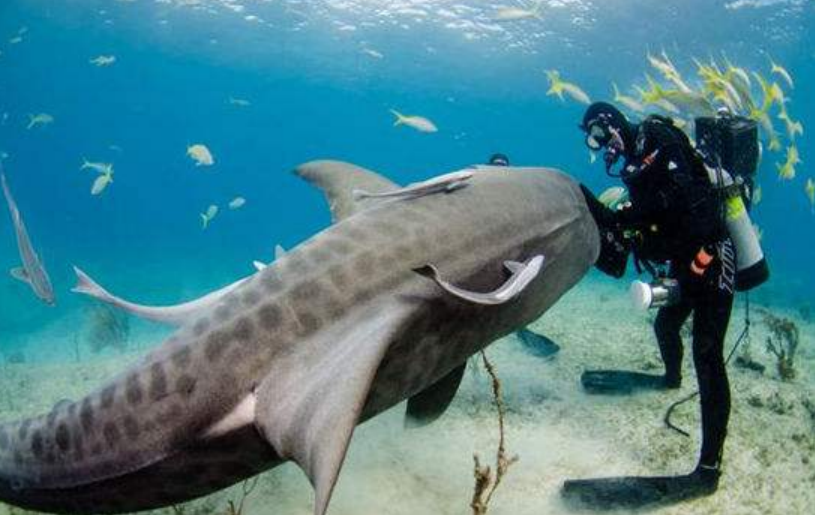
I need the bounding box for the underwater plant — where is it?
[470,351,518,515]
[84,302,130,354]
[760,309,800,381]
[225,477,259,515]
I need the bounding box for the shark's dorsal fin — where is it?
[10,266,29,283]
[274,244,286,260]
[405,363,466,428]
[254,302,409,515]
[294,160,399,222]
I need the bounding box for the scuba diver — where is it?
[486,152,561,359]
[563,102,746,508]
[487,153,510,166]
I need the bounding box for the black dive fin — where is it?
[580,370,670,395]
[562,470,720,510]
[405,363,466,428]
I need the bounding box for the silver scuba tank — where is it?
[704,165,769,291]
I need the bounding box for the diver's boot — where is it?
[580,369,680,395]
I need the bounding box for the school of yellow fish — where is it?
[545,51,811,214]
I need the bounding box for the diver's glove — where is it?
[562,465,720,510]
[580,370,680,395]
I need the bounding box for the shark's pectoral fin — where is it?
[413,255,545,306]
[294,160,399,223]
[405,363,466,428]
[10,266,29,283]
[252,261,267,272]
[254,302,409,515]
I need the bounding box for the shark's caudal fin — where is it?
[254,301,410,515]
[294,160,399,223]
[71,266,117,305]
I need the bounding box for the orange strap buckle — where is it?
[691,247,714,276]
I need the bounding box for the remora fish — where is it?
[0,160,599,515]
[353,170,472,200]
[1,167,55,305]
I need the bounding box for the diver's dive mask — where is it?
[584,117,626,177]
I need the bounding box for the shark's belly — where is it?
[0,425,280,514]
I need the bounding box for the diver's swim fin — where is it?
[561,468,720,510]
[580,370,675,395]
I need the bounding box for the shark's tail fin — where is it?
[72,265,117,305]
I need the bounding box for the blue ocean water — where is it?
[0,0,812,359]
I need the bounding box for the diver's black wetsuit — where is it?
[582,116,735,472]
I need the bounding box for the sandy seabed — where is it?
[1,275,812,515]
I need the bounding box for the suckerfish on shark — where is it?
[0,160,599,515]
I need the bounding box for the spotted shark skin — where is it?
[0,161,599,515]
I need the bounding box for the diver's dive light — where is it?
[630,278,681,310]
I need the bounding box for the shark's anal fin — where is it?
[254,302,408,515]
[405,363,466,428]
[10,266,29,283]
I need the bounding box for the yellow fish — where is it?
[390,109,438,133]
[636,81,680,115]
[806,178,815,212]
[752,185,762,206]
[187,144,215,166]
[201,204,219,229]
[545,70,591,105]
[612,82,645,113]
[776,145,800,180]
[778,109,803,140]
[91,169,113,196]
[749,107,781,152]
[26,113,54,130]
[769,58,794,89]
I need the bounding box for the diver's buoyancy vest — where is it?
[646,114,768,291]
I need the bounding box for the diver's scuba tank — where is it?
[694,110,769,291]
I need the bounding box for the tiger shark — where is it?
[0,160,599,515]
